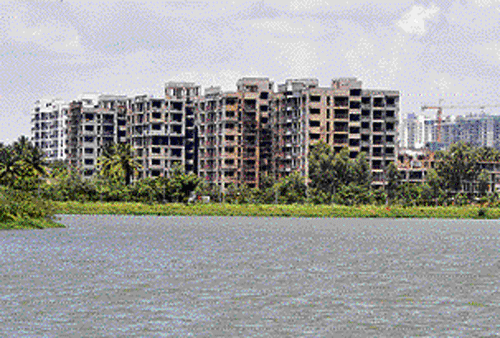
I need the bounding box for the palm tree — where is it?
[98,143,141,185]
[0,147,22,186]
[22,144,48,178]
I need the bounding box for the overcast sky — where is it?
[1,0,500,143]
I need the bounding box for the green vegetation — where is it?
[0,188,62,230]
[52,201,500,219]
[3,137,500,224]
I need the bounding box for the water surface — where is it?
[1,215,499,337]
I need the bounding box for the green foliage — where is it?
[0,188,62,229]
[334,183,372,206]
[275,172,307,204]
[385,162,402,203]
[477,169,490,197]
[52,200,500,219]
[97,142,141,185]
[435,142,481,193]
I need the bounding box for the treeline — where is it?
[1,137,499,206]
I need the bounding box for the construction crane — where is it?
[421,102,500,143]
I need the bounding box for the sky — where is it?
[1,0,500,143]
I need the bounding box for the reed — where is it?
[52,201,500,219]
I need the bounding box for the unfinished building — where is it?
[31,98,68,163]
[198,78,274,190]
[66,94,128,177]
[272,78,399,186]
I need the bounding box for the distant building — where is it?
[31,98,68,163]
[66,94,128,177]
[31,76,400,187]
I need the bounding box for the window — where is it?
[310,95,321,102]
[310,120,320,127]
[152,159,161,166]
[260,92,269,100]
[85,125,94,131]
[310,108,320,115]
[84,159,94,165]
[84,148,94,154]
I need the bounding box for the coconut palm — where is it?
[22,144,48,178]
[98,143,141,185]
[0,147,22,186]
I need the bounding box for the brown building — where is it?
[272,77,399,186]
[198,78,274,190]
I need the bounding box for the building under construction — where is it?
[31,76,400,188]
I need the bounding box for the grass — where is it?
[0,217,64,230]
[0,188,64,230]
[52,201,500,219]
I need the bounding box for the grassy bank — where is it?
[0,189,63,230]
[53,201,500,219]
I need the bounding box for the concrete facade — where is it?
[31,76,400,187]
[66,94,128,177]
[31,98,68,163]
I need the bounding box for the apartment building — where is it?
[127,86,200,179]
[198,78,274,190]
[31,76,400,186]
[400,113,437,150]
[272,79,317,180]
[66,94,128,177]
[164,82,201,175]
[31,98,68,162]
[272,78,399,186]
[401,112,500,151]
[441,114,500,150]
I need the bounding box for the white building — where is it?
[31,98,68,162]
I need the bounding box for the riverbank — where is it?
[53,201,500,219]
[0,189,63,230]
[0,218,64,230]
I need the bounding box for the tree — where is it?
[0,146,22,186]
[435,142,480,193]
[21,143,48,178]
[166,163,201,203]
[478,169,490,197]
[275,172,307,204]
[350,152,371,187]
[97,143,141,185]
[333,147,352,192]
[385,162,402,204]
[308,141,336,199]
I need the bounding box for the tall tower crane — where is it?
[421,102,500,144]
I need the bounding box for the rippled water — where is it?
[1,215,500,337]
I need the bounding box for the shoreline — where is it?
[52,201,499,219]
[0,217,65,230]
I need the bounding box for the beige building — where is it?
[272,77,399,186]
[198,78,274,190]
[66,94,128,177]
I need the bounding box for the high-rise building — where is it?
[66,94,128,177]
[31,76,400,187]
[273,78,399,186]
[198,78,274,190]
[31,98,68,162]
[164,82,201,175]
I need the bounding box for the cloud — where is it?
[6,6,84,54]
[289,0,329,11]
[397,4,439,36]
[251,19,319,35]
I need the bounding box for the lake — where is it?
[1,215,499,337]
